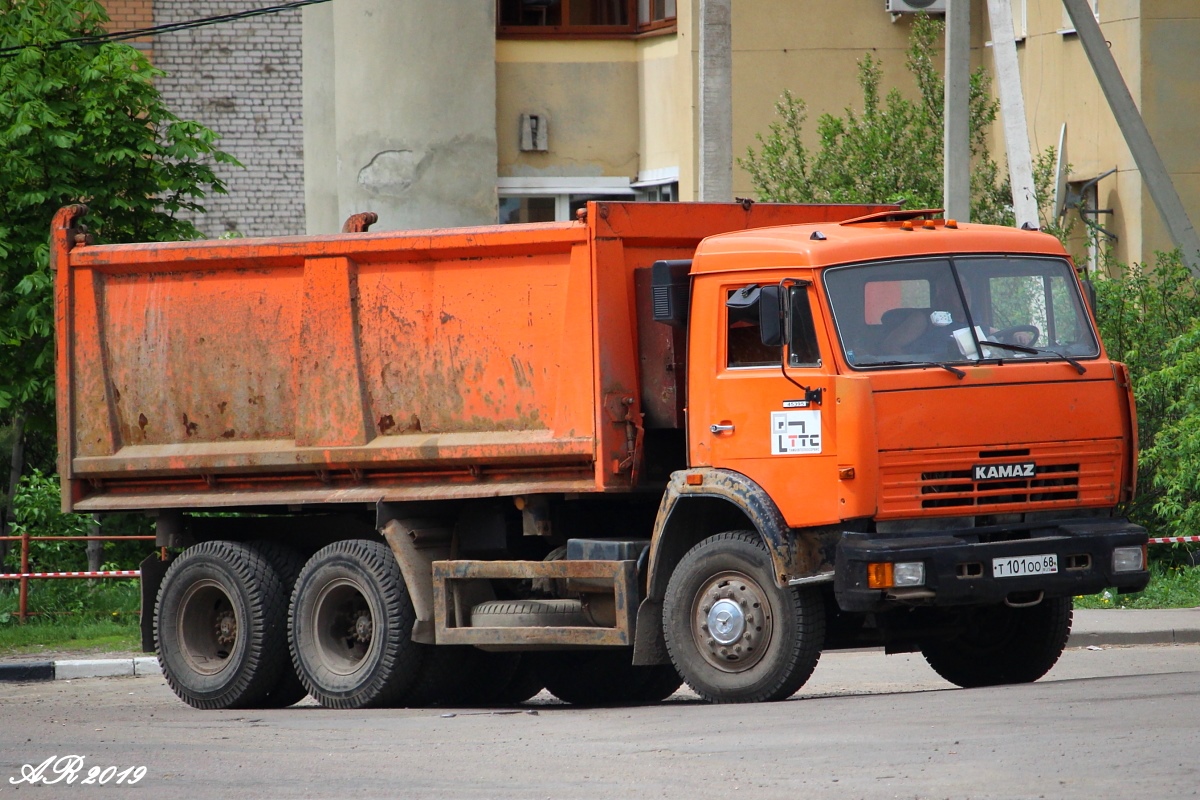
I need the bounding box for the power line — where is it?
[0,0,332,58]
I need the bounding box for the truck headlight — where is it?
[1112,545,1145,573]
[867,561,925,589]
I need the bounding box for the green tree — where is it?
[0,0,237,553]
[1093,252,1200,536]
[740,14,1012,223]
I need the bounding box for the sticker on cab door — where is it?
[771,410,822,455]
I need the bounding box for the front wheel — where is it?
[920,597,1073,688]
[662,531,824,703]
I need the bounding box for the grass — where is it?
[0,579,143,655]
[1074,559,1200,610]
[0,617,140,655]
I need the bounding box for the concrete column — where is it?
[943,0,971,222]
[698,0,732,202]
[304,0,498,234]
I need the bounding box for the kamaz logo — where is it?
[973,462,1037,481]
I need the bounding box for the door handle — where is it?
[710,423,735,434]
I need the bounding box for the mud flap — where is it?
[139,551,174,652]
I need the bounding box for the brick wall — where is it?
[102,0,154,56]
[151,0,305,237]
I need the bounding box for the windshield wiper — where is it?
[865,360,966,378]
[978,341,1087,375]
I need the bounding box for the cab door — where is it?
[688,276,842,527]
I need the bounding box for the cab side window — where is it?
[788,286,822,367]
[726,288,780,368]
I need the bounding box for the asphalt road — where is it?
[2,643,1198,799]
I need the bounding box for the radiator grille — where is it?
[878,441,1120,518]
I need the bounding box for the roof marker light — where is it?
[945,219,958,229]
[900,220,914,231]
[923,219,936,230]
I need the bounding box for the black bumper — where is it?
[834,518,1149,612]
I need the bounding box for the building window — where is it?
[498,176,677,224]
[498,177,637,223]
[497,0,675,38]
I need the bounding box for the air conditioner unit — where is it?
[887,0,947,13]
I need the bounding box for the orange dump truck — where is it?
[52,202,1148,709]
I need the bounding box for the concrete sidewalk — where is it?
[1068,607,1200,647]
[1,607,1198,683]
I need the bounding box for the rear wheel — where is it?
[920,597,1073,688]
[247,540,309,708]
[289,539,422,709]
[535,649,679,706]
[663,531,824,703]
[155,540,289,710]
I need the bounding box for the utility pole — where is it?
[1060,0,1200,276]
[698,0,733,201]
[943,0,971,221]
[986,0,1037,229]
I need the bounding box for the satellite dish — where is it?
[1052,123,1068,220]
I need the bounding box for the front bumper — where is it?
[834,518,1149,612]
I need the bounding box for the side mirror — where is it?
[759,285,785,347]
[1081,278,1097,317]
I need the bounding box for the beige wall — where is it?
[638,34,690,186]
[1139,2,1200,265]
[728,0,982,201]
[992,0,1200,267]
[301,1,1199,263]
[496,40,640,180]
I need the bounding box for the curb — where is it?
[0,656,161,683]
[1067,629,1200,647]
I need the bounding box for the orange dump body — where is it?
[52,202,890,513]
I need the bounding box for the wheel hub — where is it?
[707,599,746,645]
[214,611,237,648]
[352,611,373,644]
[692,571,773,673]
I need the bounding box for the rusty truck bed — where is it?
[53,202,889,512]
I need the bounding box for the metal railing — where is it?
[0,526,157,622]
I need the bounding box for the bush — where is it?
[1093,252,1200,537]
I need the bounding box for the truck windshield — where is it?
[823,256,1100,369]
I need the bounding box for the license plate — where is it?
[993,554,1058,578]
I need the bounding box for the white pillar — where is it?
[986,0,1037,229]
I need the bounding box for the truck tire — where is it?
[402,645,480,707]
[663,531,825,703]
[470,598,591,627]
[632,664,684,702]
[289,539,422,709]
[155,540,290,710]
[920,597,1073,688]
[246,540,309,708]
[492,654,546,704]
[534,648,675,706]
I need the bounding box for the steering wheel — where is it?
[991,325,1040,347]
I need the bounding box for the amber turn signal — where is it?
[867,562,894,589]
